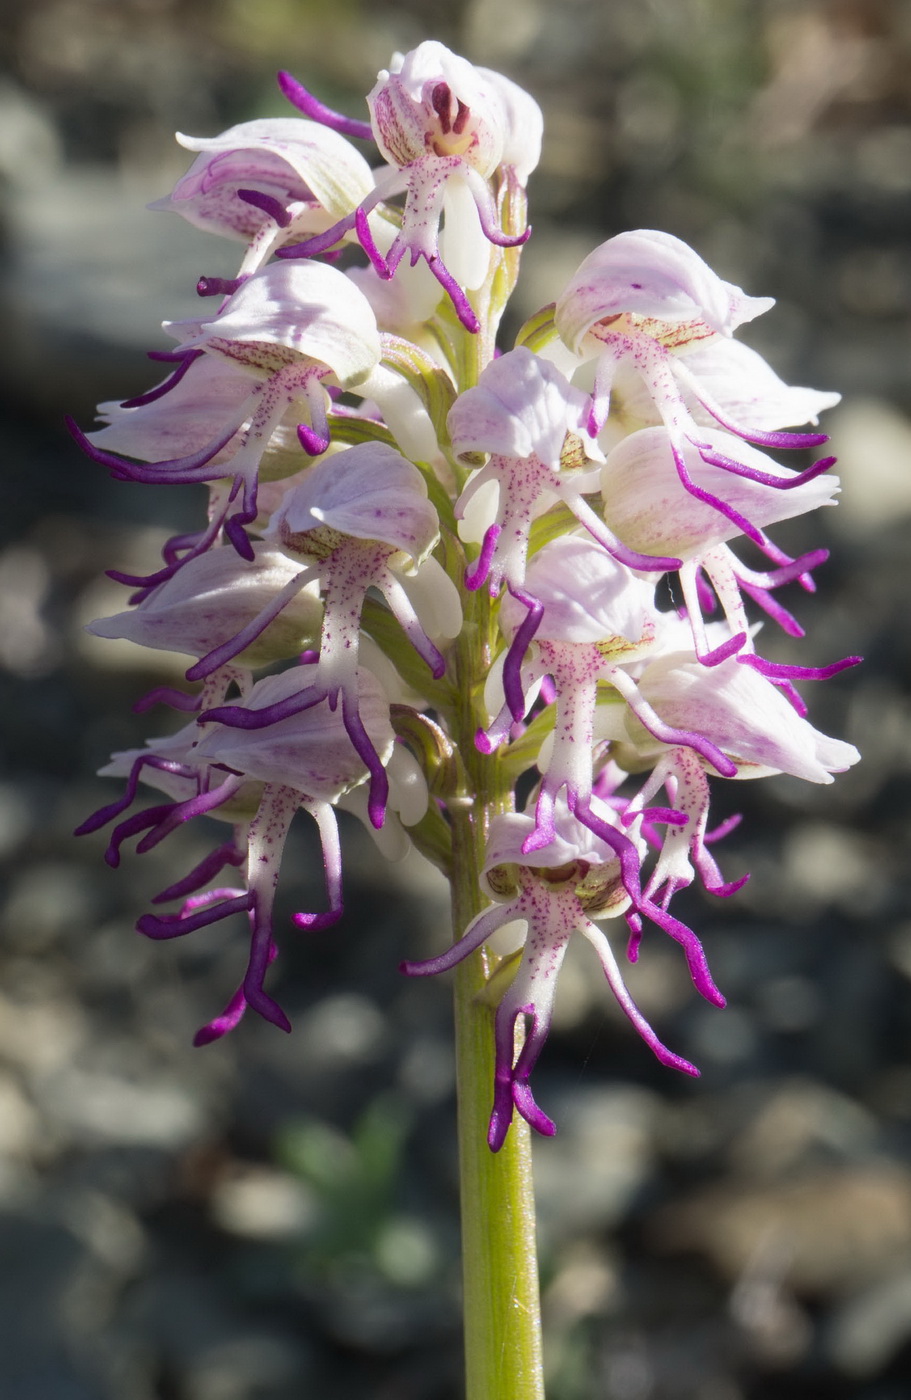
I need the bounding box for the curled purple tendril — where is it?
[673,440,764,546]
[724,423,829,452]
[297,421,330,455]
[197,275,244,298]
[738,651,862,683]
[489,1002,556,1152]
[355,206,388,278]
[278,212,357,261]
[102,774,240,868]
[223,495,258,562]
[464,523,502,593]
[193,983,250,1046]
[704,812,742,844]
[567,794,725,1007]
[202,688,323,730]
[104,801,174,867]
[192,936,284,1045]
[748,547,829,591]
[202,684,389,829]
[425,256,480,334]
[503,587,543,720]
[237,188,293,228]
[65,415,240,487]
[121,348,204,408]
[152,842,245,903]
[293,907,343,932]
[695,630,747,667]
[74,755,196,838]
[342,687,389,829]
[639,897,726,1006]
[138,890,254,940]
[108,504,229,595]
[702,868,750,898]
[738,584,802,638]
[133,686,201,715]
[276,70,373,141]
[697,441,836,492]
[473,198,532,250]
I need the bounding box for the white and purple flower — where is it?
[278,41,541,331]
[404,797,706,1150]
[72,45,859,1155]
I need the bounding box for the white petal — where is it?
[180,263,381,386]
[266,443,439,562]
[169,118,375,222]
[440,175,491,289]
[601,426,839,559]
[477,67,543,184]
[395,555,463,640]
[448,347,594,466]
[89,356,252,463]
[500,535,654,645]
[637,652,860,783]
[195,667,393,798]
[356,363,442,464]
[555,229,774,355]
[387,744,429,826]
[675,338,841,430]
[87,545,321,662]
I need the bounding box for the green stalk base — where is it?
[454,945,545,1400]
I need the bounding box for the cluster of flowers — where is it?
[72,42,859,1150]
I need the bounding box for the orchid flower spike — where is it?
[75,47,858,1165]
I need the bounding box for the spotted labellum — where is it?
[73,40,859,1152]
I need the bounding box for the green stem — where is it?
[452,852,545,1400]
[436,212,544,1395]
[447,580,545,1400]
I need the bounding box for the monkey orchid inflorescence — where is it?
[72,40,859,1161]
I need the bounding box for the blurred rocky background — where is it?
[1,0,910,1396]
